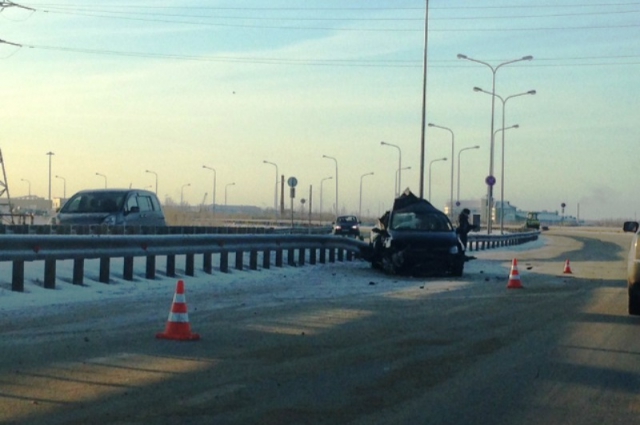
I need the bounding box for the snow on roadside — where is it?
[0,235,550,315]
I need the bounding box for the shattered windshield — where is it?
[390,211,452,232]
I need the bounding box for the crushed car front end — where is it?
[368,190,466,276]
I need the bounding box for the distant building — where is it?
[494,200,519,223]
[10,195,54,215]
[445,199,485,224]
[445,199,579,226]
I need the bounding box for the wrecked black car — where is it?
[367,190,466,276]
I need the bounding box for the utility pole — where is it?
[46,152,54,200]
[0,149,14,224]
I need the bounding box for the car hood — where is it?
[56,212,113,225]
[388,229,459,247]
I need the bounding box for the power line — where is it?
[27,2,640,10]
[33,5,640,21]
[21,43,640,68]
[32,8,640,33]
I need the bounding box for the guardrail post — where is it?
[123,257,134,280]
[12,260,24,292]
[319,248,326,264]
[287,248,295,266]
[203,252,212,274]
[44,259,56,289]
[263,249,271,269]
[186,253,195,276]
[250,250,258,270]
[310,248,317,265]
[235,251,244,270]
[337,249,344,262]
[146,255,156,279]
[220,251,229,273]
[99,257,110,283]
[73,258,84,285]
[166,255,176,277]
[329,248,336,263]
[346,250,353,261]
[276,249,283,267]
[298,248,305,266]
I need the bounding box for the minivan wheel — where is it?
[628,284,640,315]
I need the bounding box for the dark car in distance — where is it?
[55,189,166,226]
[332,215,361,237]
[366,190,465,276]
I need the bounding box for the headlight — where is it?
[102,215,117,225]
[449,245,460,255]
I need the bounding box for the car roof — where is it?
[73,188,156,196]
[392,190,440,214]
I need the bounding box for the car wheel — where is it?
[629,284,640,315]
[451,262,464,277]
[382,254,397,275]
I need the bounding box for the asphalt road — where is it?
[1,228,638,425]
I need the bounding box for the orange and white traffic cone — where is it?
[563,259,573,274]
[156,280,200,341]
[507,259,523,289]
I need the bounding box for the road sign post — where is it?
[288,177,298,228]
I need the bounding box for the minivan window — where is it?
[61,192,125,214]
[138,196,153,212]
[126,195,138,211]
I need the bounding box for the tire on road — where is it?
[628,283,640,315]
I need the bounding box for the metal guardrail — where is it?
[0,225,540,293]
[467,231,540,251]
[0,224,332,235]
[2,233,368,293]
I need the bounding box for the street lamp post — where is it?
[395,166,411,197]
[145,169,158,195]
[180,183,191,206]
[20,178,31,197]
[457,53,533,233]
[419,1,430,199]
[46,151,54,200]
[262,160,278,217]
[54,175,66,199]
[428,157,447,201]
[359,172,374,218]
[320,176,332,218]
[493,124,519,233]
[202,166,216,213]
[475,86,535,233]
[95,172,107,188]
[322,155,338,216]
[428,123,455,220]
[380,141,402,195]
[457,146,480,204]
[225,182,235,206]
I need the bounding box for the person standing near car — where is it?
[456,208,472,249]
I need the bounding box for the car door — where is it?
[136,194,162,226]
[123,192,144,225]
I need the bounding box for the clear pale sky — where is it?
[0,1,637,220]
